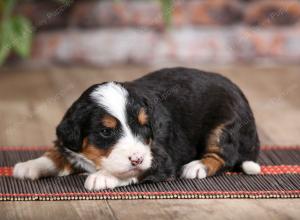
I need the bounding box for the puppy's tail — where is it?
[241,161,261,175]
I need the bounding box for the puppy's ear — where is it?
[145,97,171,142]
[140,97,176,181]
[56,86,98,152]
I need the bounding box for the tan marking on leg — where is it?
[102,115,117,128]
[138,108,148,126]
[201,153,225,176]
[81,137,112,169]
[44,147,73,174]
[206,124,225,154]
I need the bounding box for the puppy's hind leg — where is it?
[13,147,73,180]
[181,124,226,179]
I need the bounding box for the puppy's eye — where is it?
[100,128,113,138]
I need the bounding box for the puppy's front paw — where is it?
[181,160,207,179]
[84,171,137,191]
[13,157,57,180]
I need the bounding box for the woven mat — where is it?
[0,146,299,201]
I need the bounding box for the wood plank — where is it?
[1,201,116,220]
[2,201,81,220]
[1,199,300,220]
[70,201,116,220]
[0,69,67,146]
[108,199,300,220]
[0,101,48,146]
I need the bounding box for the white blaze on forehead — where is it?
[90,82,134,140]
[90,82,153,178]
[90,82,128,124]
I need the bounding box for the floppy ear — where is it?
[56,86,98,152]
[146,97,171,142]
[140,98,176,182]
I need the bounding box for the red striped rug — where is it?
[0,146,299,201]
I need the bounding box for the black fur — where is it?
[56,67,260,181]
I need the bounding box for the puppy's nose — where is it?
[128,156,143,166]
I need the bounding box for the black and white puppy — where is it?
[13,67,261,190]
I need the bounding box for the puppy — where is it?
[13,67,261,190]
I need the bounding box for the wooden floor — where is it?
[0,65,300,220]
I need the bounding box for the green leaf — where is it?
[0,0,33,65]
[0,14,33,65]
[160,0,173,27]
[0,20,13,65]
[10,16,33,58]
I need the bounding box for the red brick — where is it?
[15,2,72,30]
[187,0,243,25]
[69,1,164,29]
[16,0,300,29]
[245,0,300,26]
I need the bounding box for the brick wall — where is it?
[15,0,300,66]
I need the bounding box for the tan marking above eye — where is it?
[138,107,148,125]
[102,115,117,128]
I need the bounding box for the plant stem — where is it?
[160,0,172,27]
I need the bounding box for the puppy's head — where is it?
[56,82,153,179]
